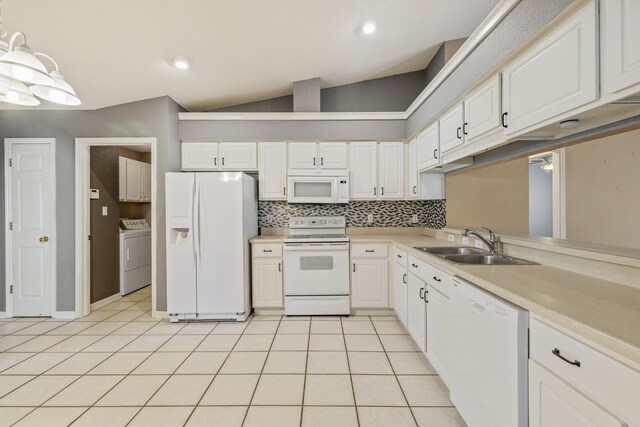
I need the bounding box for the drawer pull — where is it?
[411,263,418,268]
[396,254,402,258]
[263,249,273,253]
[433,276,441,282]
[365,250,375,253]
[552,348,581,367]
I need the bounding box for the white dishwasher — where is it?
[448,276,529,427]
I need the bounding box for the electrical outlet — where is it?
[102,206,108,216]
[411,214,418,223]
[474,239,484,249]
[462,237,470,245]
[448,234,455,242]
[367,213,374,223]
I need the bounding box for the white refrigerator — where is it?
[165,172,257,321]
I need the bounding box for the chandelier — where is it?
[0,0,80,106]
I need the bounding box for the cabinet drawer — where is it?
[392,247,408,267]
[351,244,388,258]
[252,243,283,258]
[407,255,437,283]
[427,267,451,297]
[530,318,640,423]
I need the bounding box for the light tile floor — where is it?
[0,287,466,427]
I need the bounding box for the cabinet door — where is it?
[125,159,142,201]
[349,142,377,199]
[182,142,219,171]
[502,1,597,135]
[393,264,408,327]
[378,141,404,199]
[416,122,440,170]
[258,142,287,200]
[426,284,449,381]
[605,0,640,94]
[529,361,626,427]
[319,142,348,169]
[351,259,388,308]
[219,142,257,170]
[408,138,418,199]
[464,75,501,141]
[118,157,127,201]
[252,258,284,308]
[141,163,151,202]
[439,104,464,153]
[288,142,318,169]
[407,273,427,352]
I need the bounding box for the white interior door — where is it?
[9,141,55,316]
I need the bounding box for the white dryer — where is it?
[120,219,151,296]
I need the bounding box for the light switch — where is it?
[102,206,108,216]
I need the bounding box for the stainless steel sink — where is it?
[413,246,489,256]
[442,254,537,265]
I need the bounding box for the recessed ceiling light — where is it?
[171,56,191,70]
[559,119,580,129]
[362,20,377,34]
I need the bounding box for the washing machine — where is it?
[120,219,151,296]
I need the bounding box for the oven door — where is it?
[287,176,338,204]
[283,243,350,295]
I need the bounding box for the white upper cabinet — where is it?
[125,159,142,201]
[258,142,287,200]
[439,104,464,153]
[408,138,418,199]
[288,142,318,169]
[349,142,377,199]
[378,142,404,199]
[182,142,219,171]
[141,163,151,202]
[604,0,640,94]
[416,121,440,170]
[464,74,502,141]
[319,142,348,169]
[118,157,126,201]
[502,1,598,135]
[219,142,257,170]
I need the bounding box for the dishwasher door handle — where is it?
[470,301,485,312]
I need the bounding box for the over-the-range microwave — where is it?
[287,171,349,204]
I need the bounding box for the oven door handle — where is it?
[284,244,349,251]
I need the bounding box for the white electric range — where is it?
[283,216,350,315]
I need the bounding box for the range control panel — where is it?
[289,216,345,229]
[120,219,150,230]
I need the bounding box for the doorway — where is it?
[528,149,565,239]
[4,138,57,317]
[75,137,157,318]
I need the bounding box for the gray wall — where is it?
[528,163,553,237]
[0,96,182,312]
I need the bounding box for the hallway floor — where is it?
[0,287,465,426]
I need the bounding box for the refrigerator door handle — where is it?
[193,178,201,267]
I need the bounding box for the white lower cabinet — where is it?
[529,361,625,427]
[426,279,449,383]
[351,258,388,308]
[251,244,284,308]
[393,261,408,326]
[407,272,427,352]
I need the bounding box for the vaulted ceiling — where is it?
[1,0,500,111]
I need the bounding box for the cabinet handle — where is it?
[278,262,281,272]
[373,187,377,196]
[456,127,462,139]
[403,273,407,284]
[320,157,324,166]
[424,289,428,303]
[502,112,508,128]
[222,157,225,166]
[463,122,468,135]
[396,254,402,258]
[381,187,384,196]
[413,185,417,195]
[263,249,272,253]
[433,276,441,282]
[283,187,286,196]
[552,348,581,367]
[214,157,217,166]
[353,263,356,272]
[365,250,375,253]
[411,263,418,268]
[433,148,438,159]
[313,157,316,166]
[419,287,424,299]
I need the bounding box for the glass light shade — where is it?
[30,70,81,106]
[0,42,10,97]
[0,45,55,85]
[3,79,40,106]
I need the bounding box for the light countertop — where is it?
[251,233,640,367]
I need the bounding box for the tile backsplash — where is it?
[258,200,446,229]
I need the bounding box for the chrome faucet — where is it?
[462,227,499,254]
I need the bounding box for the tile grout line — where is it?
[298,317,312,427]
[341,316,361,427]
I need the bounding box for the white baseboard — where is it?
[0,311,9,319]
[90,293,121,310]
[53,311,78,320]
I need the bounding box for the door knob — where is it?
[39,236,49,243]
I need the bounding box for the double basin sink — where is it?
[413,246,537,265]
